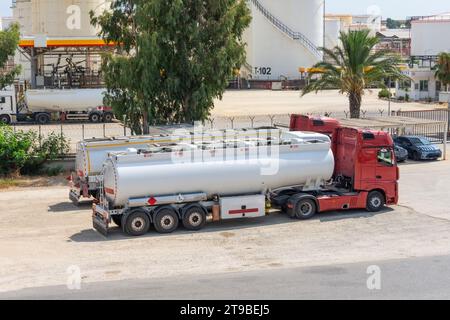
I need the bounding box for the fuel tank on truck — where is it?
[25,89,106,113]
[102,131,335,208]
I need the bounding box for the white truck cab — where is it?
[0,87,17,124]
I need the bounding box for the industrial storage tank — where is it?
[102,132,335,207]
[244,0,324,80]
[31,0,109,37]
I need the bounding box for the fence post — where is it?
[103,123,106,137]
[60,124,64,156]
[38,125,42,148]
[82,124,85,141]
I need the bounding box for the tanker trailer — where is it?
[23,88,114,124]
[71,127,281,204]
[93,131,336,236]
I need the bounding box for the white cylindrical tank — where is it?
[244,0,324,79]
[25,89,106,113]
[411,15,450,56]
[31,0,108,37]
[103,132,335,207]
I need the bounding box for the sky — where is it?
[0,0,449,19]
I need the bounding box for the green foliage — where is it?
[302,30,408,118]
[0,23,22,90]
[397,96,405,101]
[386,18,402,29]
[0,125,70,176]
[435,52,450,91]
[91,0,251,134]
[378,88,392,99]
[405,93,410,102]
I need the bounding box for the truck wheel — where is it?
[288,195,317,220]
[111,215,123,227]
[0,114,11,124]
[154,207,179,234]
[124,210,150,236]
[36,113,50,124]
[182,205,206,231]
[103,112,114,123]
[366,191,385,212]
[89,113,101,123]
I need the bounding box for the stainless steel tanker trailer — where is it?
[93,131,336,236]
[70,128,281,204]
[92,125,400,237]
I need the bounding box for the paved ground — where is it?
[1,155,450,298]
[2,255,450,300]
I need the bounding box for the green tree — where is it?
[435,52,450,92]
[0,23,21,90]
[91,0,251,134]
[302,30,406,118]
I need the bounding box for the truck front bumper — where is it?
[92,204,110,236]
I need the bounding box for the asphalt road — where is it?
[2,254,450,300]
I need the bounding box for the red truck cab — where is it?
[270,114,399,218]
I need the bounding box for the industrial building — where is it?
[395,13,450,102]
[11,0,112,89]
[8,0,328,88]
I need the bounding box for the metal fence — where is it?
[396,109,450,143]
[12,108,444,154]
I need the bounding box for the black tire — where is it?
[153,207,179,234]
[89,112,101,123]
[103,112,114,123]
[182,205,206,231]
[35,113,50,124]
[0,114,11,124]
[413,152,421,161]
[288,195,317,220]
[111,215,123,227]
[124,210,150,236]
[366,191,385,212]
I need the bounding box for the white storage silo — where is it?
[31,0,109,37]
[244,0,324,80]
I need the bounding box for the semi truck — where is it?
[0,86,113,124]
[70,128,281,204]
[92,127,399,236]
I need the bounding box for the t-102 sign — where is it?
[254,67,272,75]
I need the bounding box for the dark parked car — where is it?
[394,136,442,161]
[394,144,408,162]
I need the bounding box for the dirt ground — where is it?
[1,157,450,293]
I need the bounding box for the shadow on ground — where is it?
[69,208,393,243]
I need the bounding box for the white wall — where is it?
[411,19,450,56]
[244,0,324,80]
[324,19,341,50]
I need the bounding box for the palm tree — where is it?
[435,52,450,92]
[302,30,406,118]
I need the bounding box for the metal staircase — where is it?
[249,0,322,59]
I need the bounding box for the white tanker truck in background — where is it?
[92,126,400,237]
[0,86,114,124]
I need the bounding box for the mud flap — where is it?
[92,205,109,236]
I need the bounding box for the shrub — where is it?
[378,88,392,99]
[0,124,70,177]
[405,94,410,102]
[398,96,405,101]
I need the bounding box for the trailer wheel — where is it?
[154,207,179,234]
[366,191,385,212]
[0,114,11,124]
[103,112,114,123]
[35,113,50,124]
[182,205,206,231]
[111,215,123,227]
[89,112,101,123]
[124,210,150,236]
[288,195,317,220]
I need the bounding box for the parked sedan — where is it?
[394,144,408,162]
[394,136,442,161]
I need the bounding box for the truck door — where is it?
[375,148,397,182]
